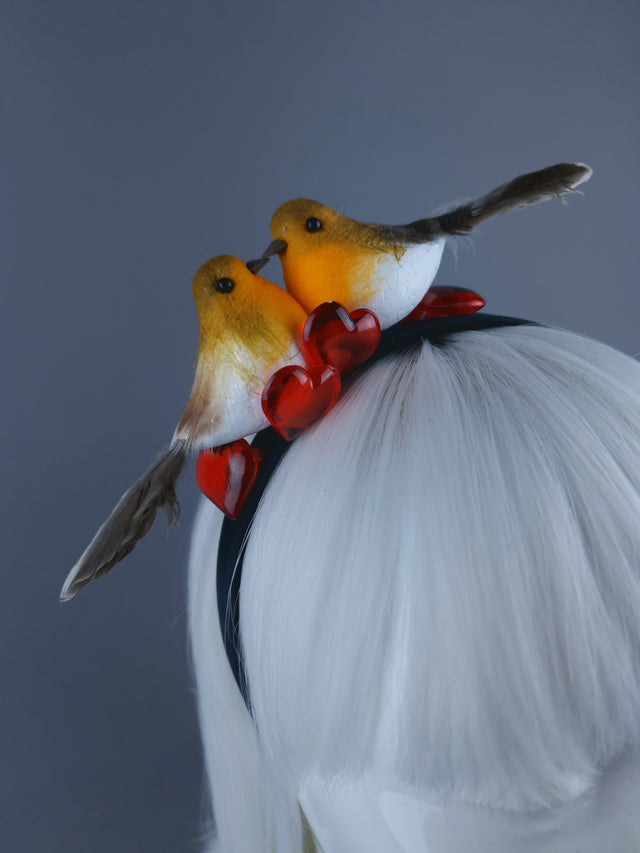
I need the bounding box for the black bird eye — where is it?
[305,217,322,233]
[216,277,234,294]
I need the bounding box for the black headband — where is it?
[216,313,535,706]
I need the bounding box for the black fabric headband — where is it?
[216,313,535,706]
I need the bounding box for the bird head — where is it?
[174,254,307,449]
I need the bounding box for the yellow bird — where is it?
[61,254,308,601]
[173,254,308,450]
[252,163,592,328]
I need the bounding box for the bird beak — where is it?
[246,257,270,274]
[262,238,287,258]
[246,239,287,274]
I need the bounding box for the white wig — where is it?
[189,324,640,852]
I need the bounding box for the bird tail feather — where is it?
[433,162,592,235]
[60,443,186,601]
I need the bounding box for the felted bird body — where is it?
[267,199,445,328]
[173,254,309,450]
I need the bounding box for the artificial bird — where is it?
[251,163,592,328]
[61,255,309,601]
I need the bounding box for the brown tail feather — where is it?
[60,443,187,601]
[434,162,592,235]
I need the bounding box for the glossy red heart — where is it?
[303,301,381,375]
[403,286,486,322]
[195,439,263,520]
[261,363,341,441]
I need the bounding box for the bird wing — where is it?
[60,444,187,601]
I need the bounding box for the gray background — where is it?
[2,0,639,850]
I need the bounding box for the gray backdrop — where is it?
[2,1,639,850]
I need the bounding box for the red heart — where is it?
[302,301,381,375]
[403,286,486,322]
[196,439,263,520]
[261,363,341,441]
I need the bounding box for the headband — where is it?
[217,313,536,705]
[61,162,589,605]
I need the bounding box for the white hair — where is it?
[189,324,640,852]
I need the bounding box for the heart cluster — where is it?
[197,301,381,518]
[197,287,484,518]
[262,301,381,441]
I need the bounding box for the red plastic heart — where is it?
[195,439,263,520]
[303,301,381,375]
[261,363,341,441]
[403,286,486,322]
